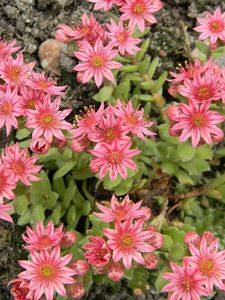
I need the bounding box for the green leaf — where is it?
[206,189,223,200]
[93,86,114,102]
[44,191,59,210]
[63,180,76,209]
[137,39,150,61]
[140,81,155,90]
[177,142,196,162]
[89,214,110,230]
[113,79,130,101]
[195,40,209,55]
[168,242,185,261]
[138,94,154,101]
[31,204,45,224]
[153,71,168,92]
[16,128,31,140]
[161,162,178,175]
[52,177,65,198]
[212,46,225,59]
[114,178,133,196]
[175,169,193,185]
[38,147,60,163]
[17,209,31,225]
[155,273,169,293]
[13,195,28,215]
[148,57,159,79]
[160,235,174,251]
[181,158,210,175]
[103,174,122,190]
[67,205,77,226]
[53,161,76,180]
[195,144,212,160]
[51,204,61,225]
[138,56,151,74]
[120,65,139,72]
[73,168,93,180]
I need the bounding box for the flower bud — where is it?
[146,231,164,250]
[60,231,77,248]
[69,259,89,276]
[166,104,180,121]
[30,137,50,154]
[10,279,31,300]
[143,253,157,269]
[184,231,200,248]
[53,137,67,149]
[107,262,124,282]
[67,281,85,299]
[140,207,151,221]
[201,231,216,247]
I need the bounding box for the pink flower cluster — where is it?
[162,231,225,300]
[194,7,225,49]
[83,194,163,281]
[0,39,72,154]
[71,100,154,181]
[0,143,42,224]
[11,221,89,300]
[55,1,163,87]
[167,57,225,147]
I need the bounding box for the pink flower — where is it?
[25,72,66,95]
[0,85,22,135]
[3,143,42,186]
[83,236,111,266]
[107,262,124,281]
[88,0,115,11]
[220,68,225,103]
[0,53,34,86]
[30,137,51,154]
[120,0,163,32]
[60,231,77,249]
[90,141,140,181]
[95,194,146,222]
[71,135,90,152]
[88,113,129,144]
[104,219,156,269]
[68,260,89,276]
[184,232,200,248]
[194,8,225,44]
[20,87,45,115]
[169,59,214,84]
[18,246,75,300]
[114,100,155,139]
[185,236,225,293]
[0,159,16,201]
[0,199,13,223]
[26,96,72,143]
[72,103,104,138]
[22,220,64,251]
[0,38,20,59]
[170,101,224,147]
[179,71,221,103]
[162,261,209,300]
[55,24,78,43]
[10,278,32,300]
[106,19,141,55]
[66,281,85,299]
[74,38,122,87]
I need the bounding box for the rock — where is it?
[39,38,67,75]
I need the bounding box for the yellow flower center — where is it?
[133,2,145,14]
[27,99,36,109]
[127,113,137,125]
[12,161,24,175]
[193,116,204,126]
[117,31,128,43]
[108,151,121,164]
[2,102,12,115]
[42,114,53,125]
[121,235,133,247]
[38,80,49,90]
[105,128,118,143]
[39,235,51,248]
[182,278,192,291]
[9,67,21,80]
[41,265,55,279]
[197,86,210,100]
[210,21,223,33]
[91,55,104,68]
[200,259,214,276]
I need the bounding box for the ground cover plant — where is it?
[0,0,225,300]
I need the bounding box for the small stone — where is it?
[39,39,67,75]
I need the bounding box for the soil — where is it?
[1,0,225,299]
